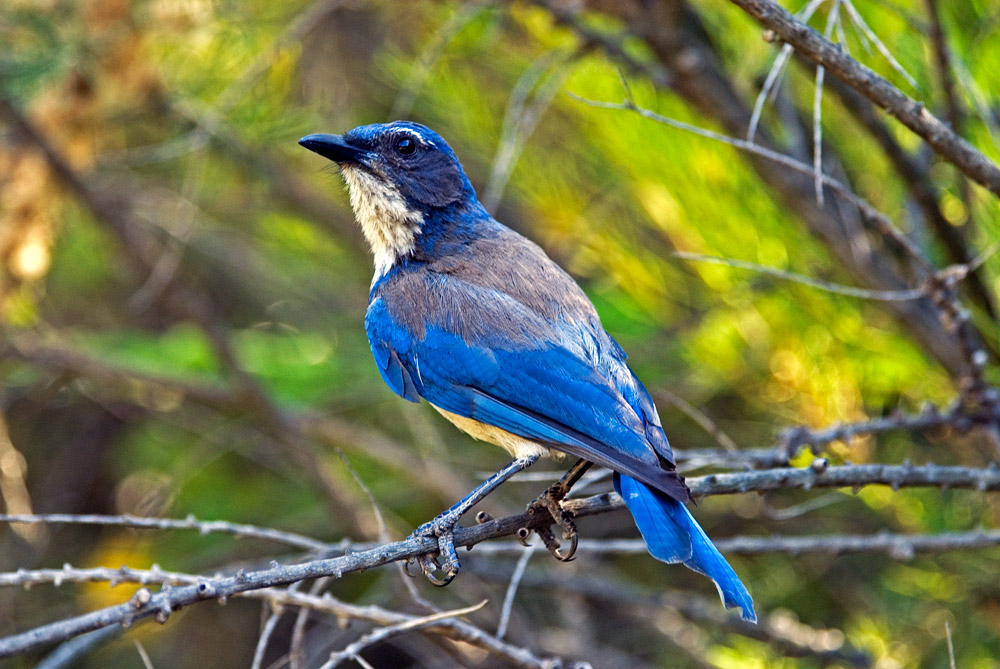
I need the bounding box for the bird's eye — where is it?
[395,137,416,155]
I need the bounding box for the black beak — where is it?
[298,133,367,164]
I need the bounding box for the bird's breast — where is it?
[430,404,557,460]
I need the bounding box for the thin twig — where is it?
[289,577,332,669]
[134,641,155,669]
[945,620,956,669]
[262,590,574,668]
[762,492,844,520]
[0,513,332,553]
[748,0,830,143]
[336,448,437,612]
[251,582,299,669]
[725,0,1000,196]
[319,600,488,669]
[812,0,843,205]
[567,91,934,273]
[749,42,794,143]
[672,252,926,300]
[496,543,537,640]
[655,390,740,452]
[839,0,918,88]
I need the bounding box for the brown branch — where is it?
[725,0,1000,197]
[776,402,963,458]
[923,0,963,142]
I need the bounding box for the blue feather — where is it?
[615,473,756,622]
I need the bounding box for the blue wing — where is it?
[365,223,753,619]
[366,266,688,502]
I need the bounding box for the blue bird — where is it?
[299,121,756,622]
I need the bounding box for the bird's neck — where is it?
[364,199,491,285]
[409,200,492,260]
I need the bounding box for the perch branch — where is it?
[3,461,1000,657]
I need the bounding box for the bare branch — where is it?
[655,389,740,453]
[3,461,1000,657]
[672,252,926,300]
[465,529,1000,560]
[725,0,1000,197]
[263,590,579,669]
[318,600,488,669]
[567,91,934,273]
[776,402,962,457]
[0,513,332,553]
[496,543,537,640]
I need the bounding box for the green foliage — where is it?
[3,0,1000,666]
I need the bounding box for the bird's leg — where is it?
[407,454,539,586]
[524,458,593,562]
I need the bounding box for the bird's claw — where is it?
[522,483,580,562]
[407,518,462,587]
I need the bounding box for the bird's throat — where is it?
[341,165,424,279]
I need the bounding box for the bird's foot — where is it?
[522,481,579,562]
[404,516,462,586]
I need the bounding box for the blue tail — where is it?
[615,473,756,623]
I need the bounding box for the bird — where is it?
[299,121,756,622]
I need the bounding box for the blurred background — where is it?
[2,0,1000,666]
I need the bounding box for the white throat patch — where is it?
[340,165,423,279]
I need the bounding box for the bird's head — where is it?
[299,121,479,276]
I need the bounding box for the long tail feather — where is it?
[615,473,756,623]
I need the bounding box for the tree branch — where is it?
[725,0,1000,197]
[3,461,1000,657]
[467,529,1000,559]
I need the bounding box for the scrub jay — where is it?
[300,121,755,622]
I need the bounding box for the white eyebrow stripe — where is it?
[396,129,430,147]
